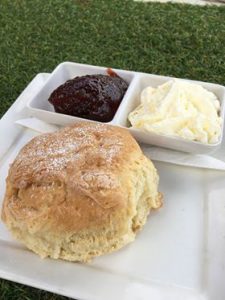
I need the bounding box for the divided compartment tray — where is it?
[26,62,225,154]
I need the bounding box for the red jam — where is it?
[48,69,128,122]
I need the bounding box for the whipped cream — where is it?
[128,79,222,144]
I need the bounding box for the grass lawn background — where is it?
[0,0,225,299]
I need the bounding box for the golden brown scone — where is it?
[1,121,162,262]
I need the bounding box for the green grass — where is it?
[1,0,225,118]
[0,0,225,298]
[0,279,70,300]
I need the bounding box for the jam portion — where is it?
[48,69,128,122]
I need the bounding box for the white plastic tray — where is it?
[0,73,225,300]
[26,62,225,154]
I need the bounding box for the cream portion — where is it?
[128,80,222,144]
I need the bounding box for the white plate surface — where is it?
[0,74,225,300]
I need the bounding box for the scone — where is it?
[1,122,162,262]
